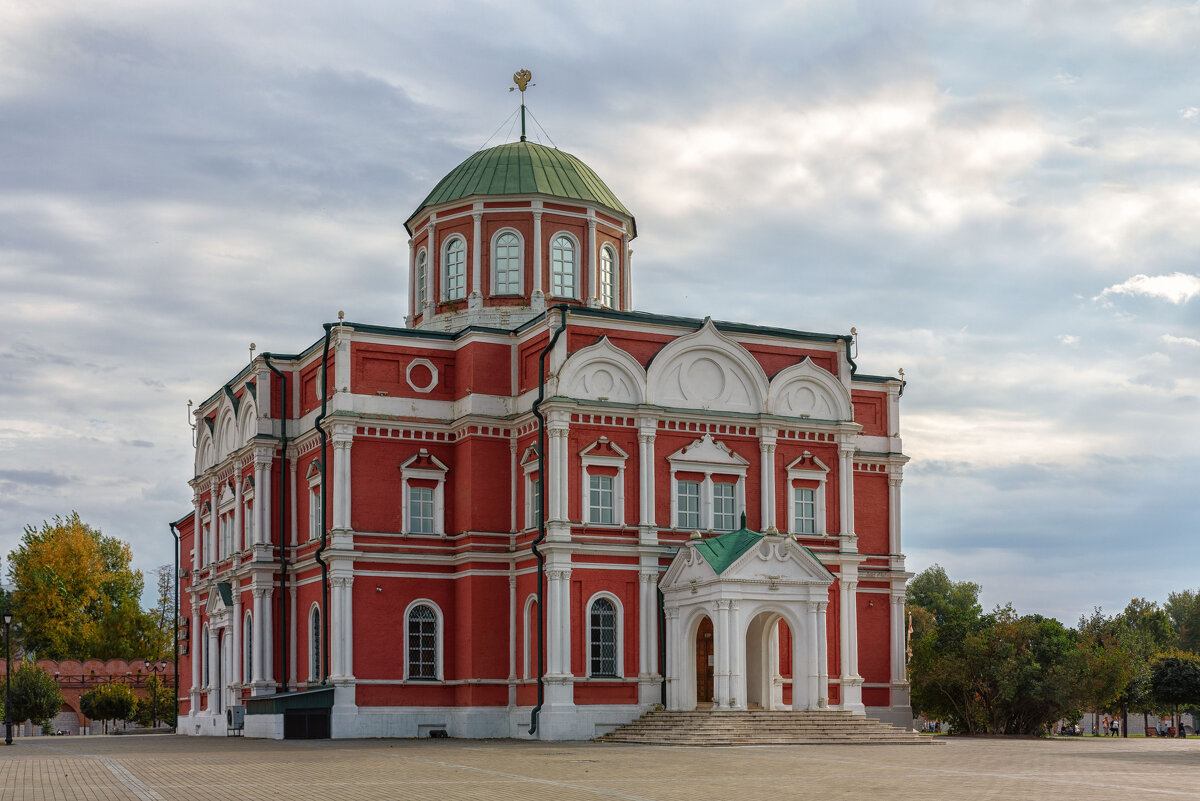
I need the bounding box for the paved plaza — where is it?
[2,733,1199,800]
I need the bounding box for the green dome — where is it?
[408,141,633,232]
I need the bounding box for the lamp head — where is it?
[2,612,11,625]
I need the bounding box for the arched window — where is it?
[588,596,619,677]
[492,231,521,295]
[407,603,439,680]
[523,595,539,679]
[202,625,210,687]
[443,237,466,301]
[599,245,615,307]
[550,235,576,298]
[309,605,321,683]
[415,248,428,308]
[243,610,253,684]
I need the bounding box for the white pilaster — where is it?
[231,587,242,688]
[532,209,543,297]
[715,599,731,709]
[424,220,436,315]
[817,601,829,708]
[251,587,265,688]
[806,603,820,709]
[759,427,777,530]
[233,470,243,553]
[470,209,482,299]
[587,217,598,303]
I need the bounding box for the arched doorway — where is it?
[745,612,790,710]
[695,616,714,707]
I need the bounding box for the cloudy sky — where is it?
[2,0,1198,624]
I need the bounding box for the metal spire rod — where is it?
[509,69,534,142]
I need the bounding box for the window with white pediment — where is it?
[667,434,749,532]
[400,449,448,536]
[241,475,254,548]
[305,460,322,541]
[521,446,541,530]
[580,437,628,527]
[786,451,830,536]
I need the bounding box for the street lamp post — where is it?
[144,659,169,729]
[4,612,12,745]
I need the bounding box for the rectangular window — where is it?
[530,477,542,527]
[793,487,816,534]
[588,474,614,525]
[713,483,736,531]
[309,488,322,540]
[408,486,435,534]
[677,480,700,529]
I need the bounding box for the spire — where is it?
[509,69,535,142]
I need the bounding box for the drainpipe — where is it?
[169,522,180,726]
[843,334,858,379]
[529,305,568,736]
[314,324,333,682]
[658,582,666,707]
[263,354,290,692]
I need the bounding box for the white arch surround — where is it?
[646,319,769,413]
[584,591,625,678]
[237,397,257,443]
[196,432,215,475]
[523,594,539,679]
[490,227,524,295]
[556,336,646,405]
[216,408,237,460]
[766,357,853,421]
[403,598,444,681]
[660,532,833,712]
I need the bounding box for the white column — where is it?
[192,501,202,571]
[261,586,275,687]
[715,600,731,708]
[262,460,273,547]
[760,429,776,530]
[532,209,544,296]
[623,246,633,309]
[806,603,820,710]
[508,573,517,689]
[702,472,713,531]
[637,419,657,536]
[664,607,680,709]
[207,624,219,711]
[838,442,855,545]
[289,457,298,546]
[888,473,903,555]
[509,441,518,534]
[208,478,218,562]
[891,586,907,684]
[424,221,436,313]
[190,603,201,709]
[559,568,572,677]
[251,588,265,686]
[729,601,743,709]
[587,217,598,303]
[252,459,265,545]
[332,432,353,530]
[545,570,561,675]
[289,585,298,688]
[838,576,851,692]
[471,210,482,298]
[232,589,242,689]
[817,601,829,708]
[233,471,244,553]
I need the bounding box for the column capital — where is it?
[816,601,829,613]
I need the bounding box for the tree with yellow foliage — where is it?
[7,513,160,660]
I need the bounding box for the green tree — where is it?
[7,662,64,729]
[7,513,158,660]
[1150,650,1200,738]
[1166,590,1200,654]
[907,564,982,624]
[133,675,176,728]
[147,565,175,661]
[79,682,137,734]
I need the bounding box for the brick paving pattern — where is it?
[3,734,1200,800]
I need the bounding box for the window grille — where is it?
[408,605,438,680]
[589,598,618,677]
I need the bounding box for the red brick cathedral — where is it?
[173,112,912,740]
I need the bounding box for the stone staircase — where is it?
[597,709,935,746]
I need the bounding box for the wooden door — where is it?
[696,616,714,704]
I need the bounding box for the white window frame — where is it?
[443,235,467,301]
[579,437,628,527]
[712,480,737,531]
[241,475,255,550]
[599,244,615,307]
[786,451,830,536]
[400,449,448,537]
[523,594,538,679]
[585,591,623,679]
[201,501,213,565]
[415,247,428,308]
[667,434,749,531]
[404,599,444,681]
[491,228,523,295]
[549,232,579,299]
[306,461,323,541]
[521,446,541,531]
[217,482,235,560]
[243,610,252,685]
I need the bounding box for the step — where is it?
[597,710,933,746]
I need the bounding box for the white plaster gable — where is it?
[766,357,853,421]
[204,583,232,627]
[556,336,645,405]
[666,433,750,471]
[646,318,768,413]
[721,536,835,588]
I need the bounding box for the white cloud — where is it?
[1058,334,1079,345]
[1182,107,1200,120]
[1162,333,1200,347]
[1096,272,1200,305]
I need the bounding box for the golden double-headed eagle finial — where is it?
[512,69,533,93]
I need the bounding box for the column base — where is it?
[840,677,865,714]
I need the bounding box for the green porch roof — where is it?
[692,527,768,574]
[408,141,634,232]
